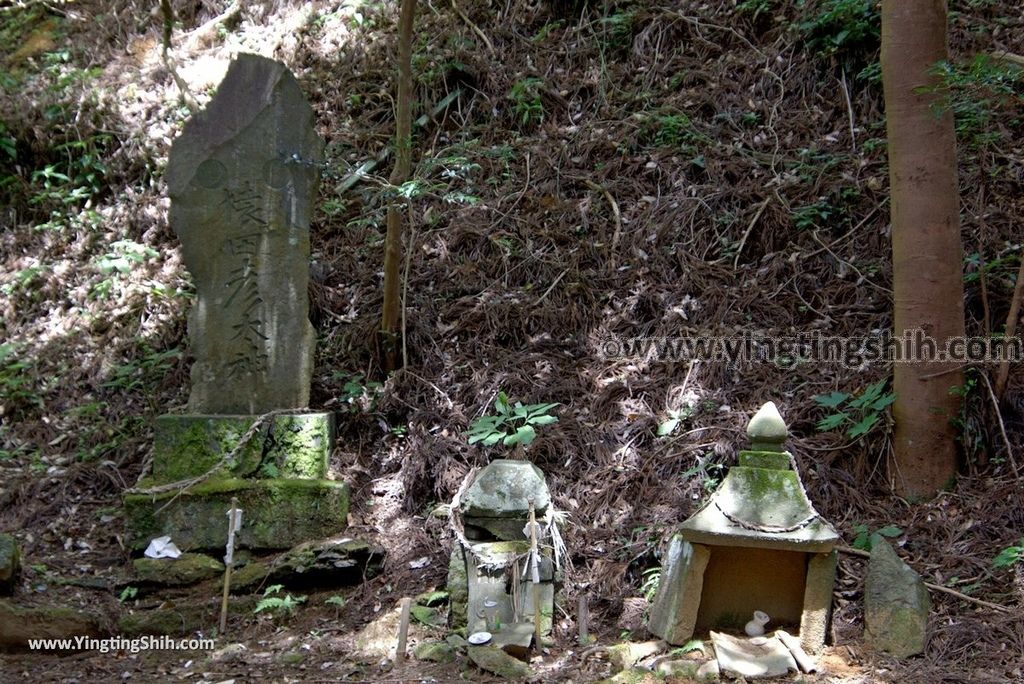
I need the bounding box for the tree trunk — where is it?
[881,0,965,498]
[380,0,416,372]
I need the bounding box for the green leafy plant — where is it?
[794,0,880,67]
[0,343,43,419]
[508,78,544,127]
[993,539,1024,569]
[814,378,895,439]
[649,112,707,148]
[851,523,902,551]
[102,346,181,395]
[640,567,661,602]
[118,586,139,602]
[467,392,558,448]
[254,584,307,619]
[599,10,636,53]
[333,372,383,413]
[680,455,728,494]
[325,595,346,618]
[926,55,1024,151]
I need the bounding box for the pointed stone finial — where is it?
[747,401,788,451]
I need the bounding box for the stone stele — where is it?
[166,53,323,414]
[864,539,930,657]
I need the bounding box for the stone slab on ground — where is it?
[133,553,224,586]
[124,477,349,550]
[152,413,334,482]
[269,536,384,587]
[0,599,105,653]
[468,644,532,680]
[864,539,930,657]
[414,640,456,663]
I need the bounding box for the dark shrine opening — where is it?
[694,546,809,634]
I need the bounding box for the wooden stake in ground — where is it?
[578,595,590,645]
[395,597,412,662]
[527,498,542,648]
[219,497,242,634]
[379,0,417,371]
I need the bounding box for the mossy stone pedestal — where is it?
[124,413,348,551]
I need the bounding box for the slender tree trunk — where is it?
[380,0,416,372]
[881,0,965,498]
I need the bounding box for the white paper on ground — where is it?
[710,630,797,679]
[144,535,182,559]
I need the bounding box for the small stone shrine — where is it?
[124,54,347,551]
[647,402,839,653]
[448,460,559,647]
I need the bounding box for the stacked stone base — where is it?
[124,413,347,551]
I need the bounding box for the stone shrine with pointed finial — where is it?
[648,401,839,654]
[124,55,348,552]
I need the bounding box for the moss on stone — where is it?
[415,640,456,663]
[1,600,104,652]
[124,477,349,550]
[224,559,270,593]
[134,553,224,586]
[151,414,334,484]
[119,605,210,636]
[447,546,469,630]
[737,450,791,470]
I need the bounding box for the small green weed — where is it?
[254,584,307,619]
[0,343,43,419]
[467,392,559,448]
[851,523,902,551]
[814,378,895,439]
[508,78,544,127]
[993,539,1024,569]
[794,0,880,68]
[325,595,346,618]
[599,10,636,54]
[640,567,660,602]
[332,372,383,413]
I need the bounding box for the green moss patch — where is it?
[123,477,349,550]
[152,413,334,483]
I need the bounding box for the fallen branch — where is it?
[994,253,1024,399]
[159,0,198,112]
[336,89,461,195]
[583,180,623,267]
[183,0,243,53]
[838,546,1012,613]
[733,197,770,269]
[977,371,1020,478]
[450,0,493,53]
[991,51,1024,68]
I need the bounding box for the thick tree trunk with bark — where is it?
[881,0,965,498]
[380,0,417,372]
